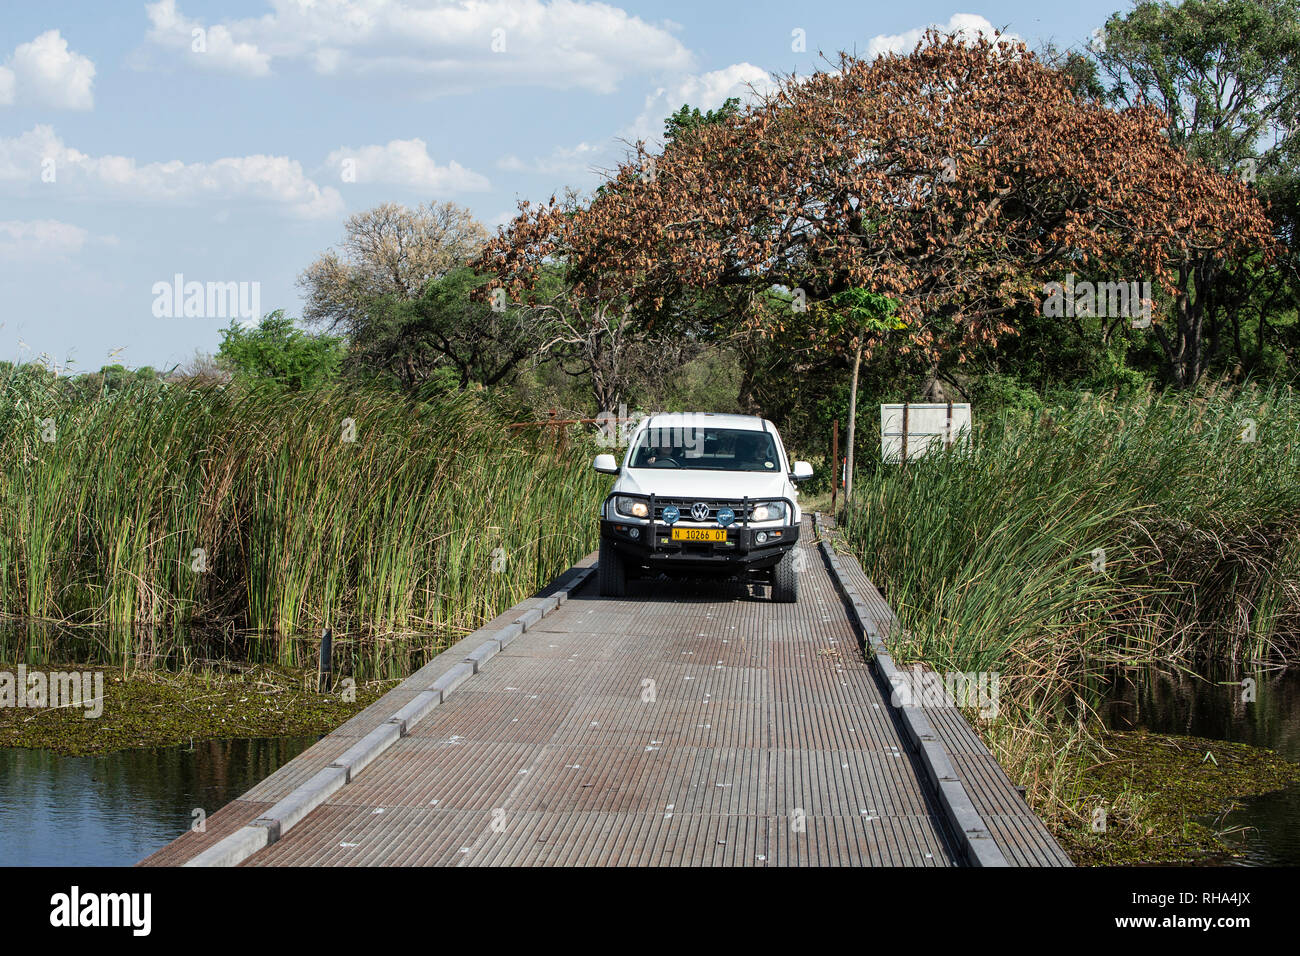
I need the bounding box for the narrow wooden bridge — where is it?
[142,518,1068,867]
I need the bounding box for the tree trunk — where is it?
[844,342,863,508]
[922,363,946,402]
[735,341,761,414]
[1154,255,1218,388]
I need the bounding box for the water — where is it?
[2,654,1295,865]
[0,736,315,866]
[1099,664,1300,865]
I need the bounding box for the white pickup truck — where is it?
[592,413,814,602]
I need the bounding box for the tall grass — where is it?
[0,366,605,676]
[839,380,1300,823]
[844,381,1300,666]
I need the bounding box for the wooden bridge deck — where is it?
[142,518,1069,867]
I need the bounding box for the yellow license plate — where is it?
[671,527,727,542]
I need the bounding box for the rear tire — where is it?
[598,538,626,597]
[770,547,799,603]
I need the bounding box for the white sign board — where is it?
[880,402,972,463]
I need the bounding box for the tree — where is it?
[821,290,902,502]
[663,97,742,145]
[483,30,1273,427]
[476,103,759,414]
[299,201,488,339]
[1090,0,1300,384]
[298,200,506,390]
[217,310,345,390]
[527,269,700,412]
[355,268,550,392]
[473,191,701,412]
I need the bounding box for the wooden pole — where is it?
[317,628,332,693]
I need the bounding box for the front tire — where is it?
[598,538,626,597]
[770,547,799,603]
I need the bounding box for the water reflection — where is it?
[0,736,314,866]
[1099,664,1300,865]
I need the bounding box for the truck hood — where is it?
[617,468,792,501]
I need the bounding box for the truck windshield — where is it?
[629,427,781,472]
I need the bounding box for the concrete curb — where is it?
[812,513,1009,868]
[183,824,269,867]
[182,563,596,867]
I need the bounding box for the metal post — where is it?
[317,627,332,693]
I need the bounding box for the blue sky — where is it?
[0,1,1126,372]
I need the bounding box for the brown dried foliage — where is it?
[477,33,1275,362]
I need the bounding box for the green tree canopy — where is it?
[663,97,742,144]
[1090,0,1300,384]
[217,310,345,391]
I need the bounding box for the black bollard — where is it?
[317,627,333,693]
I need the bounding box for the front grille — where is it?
[651,498,755,522]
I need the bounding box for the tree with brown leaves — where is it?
[480,31,1274,416]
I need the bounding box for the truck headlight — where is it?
[751,501,785,522]
[615,496,649,518]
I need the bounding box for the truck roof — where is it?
[640,413,770,432]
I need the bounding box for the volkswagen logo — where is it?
[690,502,710,522]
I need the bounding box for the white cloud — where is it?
[146,0,271,77]
[0,126,344,219]
[141,0,693,93]
[623,62,774,146]
[0,219,95,258]
[865,14,1018,59]
[2,30,96,110]
[497,141,603,177]
[325,138,490,192]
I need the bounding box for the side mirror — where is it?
[593,453,619,475]
[792,460,814,481]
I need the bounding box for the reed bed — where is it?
[840,381,1300,835]
[0,366,605,676]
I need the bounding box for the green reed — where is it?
[0,366,605,676]
[839,381,1300,823]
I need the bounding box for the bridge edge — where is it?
[170,561,597,867]
[812,512,1011,868]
